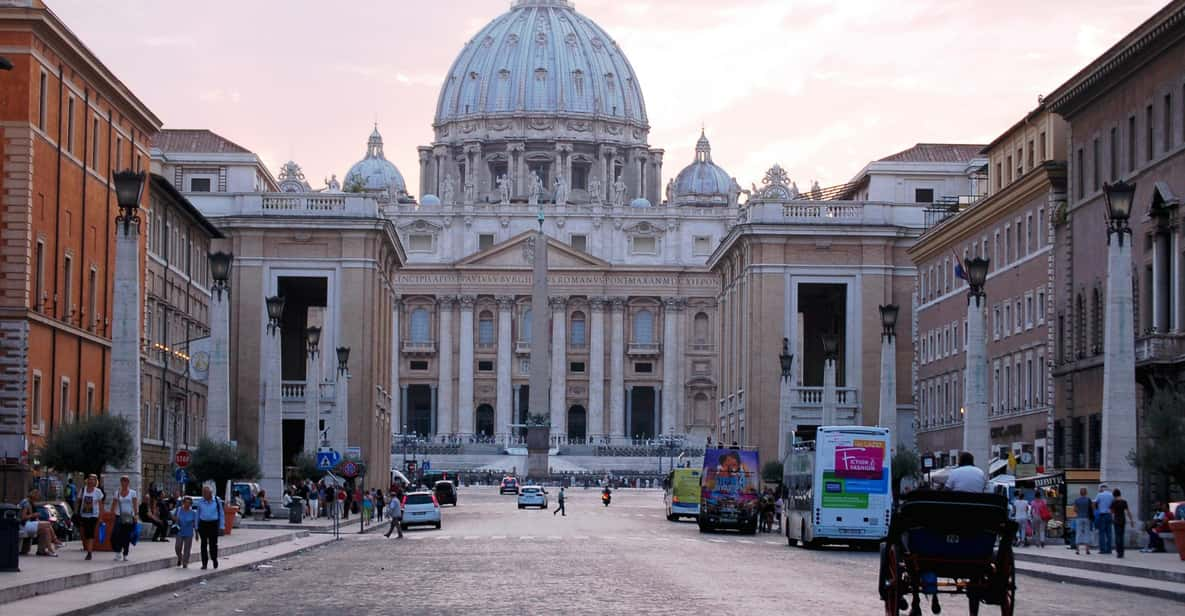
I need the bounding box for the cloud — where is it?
[198,89,241,104]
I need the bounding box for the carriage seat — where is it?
[899,489,1009,532]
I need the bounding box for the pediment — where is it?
[455,231,610,269]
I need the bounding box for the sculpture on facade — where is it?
[611,176,627,208]
[727,178,741,207]
[528,171,543,206]
[553,174,569,206]
[588,176,603,206]
[442,173,456,204]
[665,178,675,204]
[324,174,341,192]
[463,178,476,204]
[496,174,512,205]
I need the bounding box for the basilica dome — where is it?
[434,0,648,127]
[344,126,407,196]
[670,131,734,206]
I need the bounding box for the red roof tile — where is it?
[153,129,252,154]
[878,143,986,164]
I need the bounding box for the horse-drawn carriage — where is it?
[879,490,1017,615]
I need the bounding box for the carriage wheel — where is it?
[998,553,1015,616]
[882,544,901,616]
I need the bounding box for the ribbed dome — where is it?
[434,0,648,127]
[344,126,407,195]
[671,130,733,206]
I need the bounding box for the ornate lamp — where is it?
[1103,180,1136,243]
[779,337,794,379]
[336,346,351,375]
[208,251,233,300]
[879,304,900,340]
[821,334,839,361]
[265,295,285,336]
[0,56,13,70]
[113,170,146,235]
[305,326,321,358]
[965,257,990,301]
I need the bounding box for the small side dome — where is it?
[630,197,652,208]
[670,130,736,206]
[421,194,441,206]
[344,125,407,196]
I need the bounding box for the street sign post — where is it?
[316,450,341,471]
[341,461,359,479]
[175,450,191,468]
[345,446,362,461]
[174,468,189,484]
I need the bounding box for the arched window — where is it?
[522,309,532,342]
[570,311,586,346]
[693,312,709,344]
[478,310,495,345]
[410,308,430,343]
[633,309,654,344]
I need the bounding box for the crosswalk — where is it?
[375,533,789,547]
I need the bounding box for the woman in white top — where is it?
[75,473,103,560]
[107,475,138,561]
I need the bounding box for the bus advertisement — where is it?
[698,448,760,533]
[664,468,702,521]
[784,426,892,548]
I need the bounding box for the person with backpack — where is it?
[1030,490,1052,548]
[194,483,226,570]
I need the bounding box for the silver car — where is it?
[400,491,442,530]
[517,486,549,509]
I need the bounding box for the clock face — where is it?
[192,351,210,372]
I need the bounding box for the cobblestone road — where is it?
[97,487,1181,615]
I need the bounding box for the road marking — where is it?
[491,535,506,540]
[708,538,726,543]
[463,535,479,540]
[519,536,535,540]
[736,539,753,544]
[435,535,451,540]
[634,514,646,517]
[406,536,425,540]
[765,541,781,545]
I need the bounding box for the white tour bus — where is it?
[783,426,892,549]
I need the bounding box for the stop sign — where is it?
[175,450,191,468]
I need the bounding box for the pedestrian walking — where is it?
[774,494,784,533]
[75,473,103,560]
[108,476,138,561]
[1094,484,1114,554]
[1012,491,1031,547]
[384,491,403,538]
[173,496,197,568]
[1030,490,1051,548]
[1110,488,1133,558]
[308,481,320,519]
[375,490,385,522]
[553,487,566,516]
[194,484,226,570]
[1072,487,1093,555]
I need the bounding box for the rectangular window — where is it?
[1015,299,1023,333]
[1026,357,1034,407]
[1109,126,1118,180]
[569,361,585,374]
[1039,131,1046,161]
[190,177,211,192]
[116,137,122,170]
[409,360,428,371]
[1037,290,1046,324]
[1003,304,1011,338]
[634,362,653,373]
[631,236,657,255]
[1091,138,1100,192]
[408,234,433,252]
[66,96,75,153]
[570,234,587,253]
[571,164,589,191]
[1025,294,1034,328]
[477,360,494,372]
[85,383,95,417]
[1016,147,1023,176]
[1075,148,1084,200]
[1036,353,1045,404]
[87,267,97,328]
[1128,115,1137,172]
[993,305,1001,339]
[63,254,73,318]
[38,72,48,130]
[478,233,495,251]
[1027,140,1034,168]
[34,240,45,310]
[995,162,1002,190]
[1003,225,1011,264]
[1165,93,1173,153]
[914,188,934,203]
[91,118,100,168]
[693,235,712,256]
[31,371,43,431]
[1006,155,1013,183]
[478,316,494,345]
[60,378,70,425]
[1026,213,1033,253]
[1146,104,1154,161]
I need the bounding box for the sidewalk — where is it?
[1012,542,1185,600]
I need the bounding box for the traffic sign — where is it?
[341,461,359,478]
[345,446,362,461]
[422,460,431,471]
[316,450,341,470]
[174,468,189,484]
[175,450,191,468]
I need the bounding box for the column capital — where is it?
[663,297,685,311]
[549,296,568,311]
[393,295,404,310]
[589,296,608,312]
[458,295,477,310]
[496,295,516,310]
[437,295,458,309]
[609,296,627,311]
[507,141,526,153]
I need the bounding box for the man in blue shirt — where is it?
[195,484,225,570]
[1094,484,1114,554]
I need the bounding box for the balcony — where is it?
[187,192,380,219]
[280,381,336,403]
[401,340,437,356]
[515,340,532,355]
[689,342,716,353]
[627,342,661,356]
[1135,332,1185,366]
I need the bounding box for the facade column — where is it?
[549,296,568,438]
[609,297,626,439]
[400,385,408,434]
[495,296,514,440]
[332,360,349,454]
[260,311,283,499]
[1172,228,1182,332]
[436,296,455,436]
[964,290,991,478]
[588,298,606,441]
[303,343,320,455]
[878,306,899,454]
[109,224,143,492]
[1153,231,1167,331]
[513,384,522,433]
[661,297,681,435]
[625,385,633,440]
[458,296,476,436]
[1102,223,1139,519]
[391,297,401,438]
[821,357,837,427]
[206,285,231,442]
[429,384,438,436]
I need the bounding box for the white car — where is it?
[400,491,442,530]
[517,486,549,509]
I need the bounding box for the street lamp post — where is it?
[878,304,900,453]
[1101,180,1140,521]
[777,338,795,461]
[108,170,145,492]
[820,333,839,427]
[206,251,233,441]
[303,326,322,457]
[963,257,991,477]
[260,295,286,498]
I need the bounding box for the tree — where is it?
[1129,384,1185,495]
[39,414,134,479]
[761,461,784,484]
[189,438,261,500]
[289,452,326,483]
[892,450,922,498]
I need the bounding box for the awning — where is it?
[1016,471,1065,488]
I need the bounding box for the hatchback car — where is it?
[499,477,520,495]
[433,481,458,507]
[400,491,442,530]
[517,486,548,509]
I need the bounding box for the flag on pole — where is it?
[952,250,968,281]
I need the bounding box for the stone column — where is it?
[400,385,408,434]
[260,315,283,499]
[821,356,837,427]
[109,226,142,492]
[609,297,626,439]
[496,296,514,439]
[625,385,634,440]
[333,361,349,454]
[878,326,898,454]
[1153,231,1167,332]
[436,296,455,436]
[778,364,793,462]
[458,295,476,436]
[549,296,568,438]
[963,292,991,478]
[417,147,432,200]
[588,298,606,441]
[429,384,438,435]
[1173,229,1182,332]
[391,297,401,439]
[1102,226,1139,519]
[661,298,681,435]
[206,282,231,442]
[303,345,320,455]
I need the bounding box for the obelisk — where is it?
[526,207,551,479]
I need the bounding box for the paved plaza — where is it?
[90,488,1181,615]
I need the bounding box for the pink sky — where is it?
[50,0,1165,194]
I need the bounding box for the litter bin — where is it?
[0,503,21,572]
[288,497,304,524]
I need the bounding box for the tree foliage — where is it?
[1129,384,1185,495]
[892,450,922,497]
[289,452,326,483]
[761,461,784,483]
[38,414,134,478]
[189,437,261,499]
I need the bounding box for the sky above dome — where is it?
[51,0,1162,194]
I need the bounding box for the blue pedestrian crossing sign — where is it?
[174,468,189,484]
[317,450,341,470]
